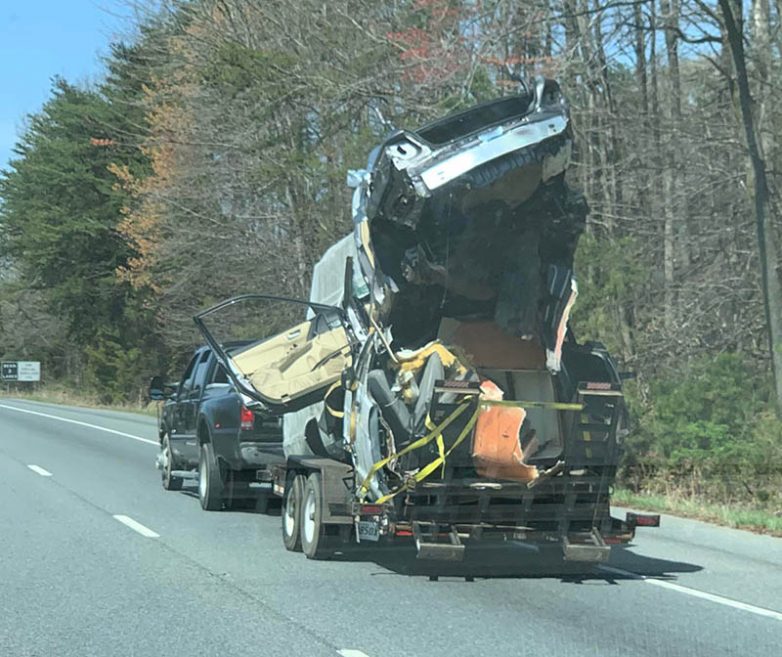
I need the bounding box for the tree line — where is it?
[1,0,780,505]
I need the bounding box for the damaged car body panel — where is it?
[349,78,586,372]
[195,79,652,561]
[365,78,571,229]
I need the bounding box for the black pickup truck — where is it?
[149,344,283,511]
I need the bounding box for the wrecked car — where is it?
[195,78,658,563]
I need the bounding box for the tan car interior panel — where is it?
[231,321,351,404]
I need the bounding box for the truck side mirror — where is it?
[148,375,174,401]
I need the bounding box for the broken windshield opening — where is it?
[416,94,533,146]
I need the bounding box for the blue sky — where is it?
[0,1,133,170]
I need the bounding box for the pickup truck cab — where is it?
[150,344,283,510]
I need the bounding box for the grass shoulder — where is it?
[613,488,782,537]
[1,385,158,417]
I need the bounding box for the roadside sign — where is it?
[1,362,18,381]
[17,361,41,382]
[1,361,41,382]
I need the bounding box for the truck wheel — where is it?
[198,442,225,511]
[300,472,333,560]
[282,474,305,551]
[161,434,183,491]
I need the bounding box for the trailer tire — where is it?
[160,433,183,491]
[282,474,305,551]
[300,472,333,560]
[199,442,225,511]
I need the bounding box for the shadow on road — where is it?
[177,484,284,513]
[323,541,703,583]
[605,545,703,578]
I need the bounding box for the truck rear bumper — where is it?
[210,430,284,471]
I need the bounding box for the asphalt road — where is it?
[1,398,780,657]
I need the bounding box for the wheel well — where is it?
[286,464,311,480]
[197,418,211,445]
[304,419,329,457]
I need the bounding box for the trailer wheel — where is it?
[282,474,305,551]
[198,442,225,511]
[300,472,333,560]
[160,433,183,491]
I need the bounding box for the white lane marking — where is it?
[113,514,160,538]
[338,651,371,657]
[27,464,53,477]
[598,565,782,622]
[0,403,157,445]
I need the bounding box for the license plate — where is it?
[357,520,380,542]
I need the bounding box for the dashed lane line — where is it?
[598,564,782,622]
[113,514,160,538]
[338,651,371,657]
[0,403,157,446]
[27,464,53,477]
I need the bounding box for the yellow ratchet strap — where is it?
[375,407,480,504]
[425,414,446,478]
[357,400,472,500]
[360,398,584,503]
[483,400,584,411]
[382,400,583,502]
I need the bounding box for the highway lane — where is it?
[1,398,780,657]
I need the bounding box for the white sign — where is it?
[17,361,41,382]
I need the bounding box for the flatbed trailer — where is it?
[267,380,659,563]
[269,454,657,563]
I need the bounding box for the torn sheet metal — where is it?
[349,77,586,366]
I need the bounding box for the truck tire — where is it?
[198,442,225,511]
[300,472,333,560]
[160,433,183,491]
[282,474,305,552]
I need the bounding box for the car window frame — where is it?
[177,352,201,399]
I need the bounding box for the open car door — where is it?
[194,295,353,414]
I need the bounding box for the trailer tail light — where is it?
[626,512,660,528]
[240,405,255,431]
